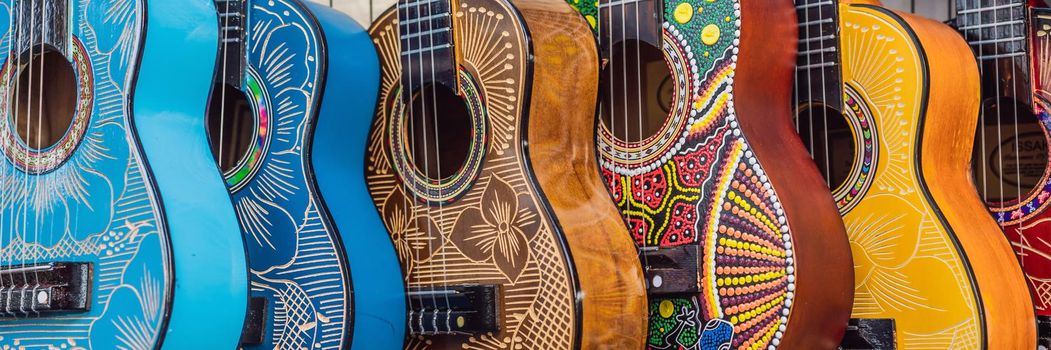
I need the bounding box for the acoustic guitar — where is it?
[365,0,648,348]
[954,0,1051,339]
[587,0,853,349]
[206,0,405,348]
[794,0,1036,347]
[0,0,247,348]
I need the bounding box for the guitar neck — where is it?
[216,0,247,86]
[956,0,1033,106]
[595,0,662,59]
[12,0,70,57]
[398,0,459,91]
[794,0,843,110]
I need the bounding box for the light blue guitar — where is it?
[207,1,405,348]
[0,0,247,348]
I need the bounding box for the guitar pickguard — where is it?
[0,0,173,348]
[226,1,352,349]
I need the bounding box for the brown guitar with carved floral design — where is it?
[364,0,648,348]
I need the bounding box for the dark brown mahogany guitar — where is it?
[591,0,853,349]
[365,0,648,348]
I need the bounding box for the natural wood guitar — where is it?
[365,0,647,348]
[795,0,1036,347]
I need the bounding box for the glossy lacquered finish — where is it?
[903,3,1038,348]
[516,0,648,347]
[139,1,249,347]
[736,1,854,348]
[0,0,247,347]
[955,0,1051,320]
[211,1,364,348]
[585,0,853,348]
[305,2,408,349]
[829,0,1036,347]
[365,0,647,348]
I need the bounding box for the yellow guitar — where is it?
[794,0,1036,347]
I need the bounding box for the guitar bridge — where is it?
[0,262,92,316]
[839,318,896,350]
[640,245,701,295]
[407,285,499,336]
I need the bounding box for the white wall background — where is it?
[308,0,957,27]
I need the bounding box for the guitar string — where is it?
[1008,1,1022,206]
[991,0,1006,224]
[18,1,36,316]
[793,1,801,134]
[30,2,46,314]
[633,0,649,276]
[218,0,229,176]
[600,0,615,262]
[3,0,22,316]
[618,0,628,262]
[421,0,453,332]
[69,0,81,323]
[412,0,440,334]
[1004,0,1025,261]
[797,1,820,187]
[818,0,831,186]
[38,18,55,316]
[1037,0,1050,274]
[400,0,426,334]
[806,1,817,185]
[0,0,15,315]
[973,0,990,203]
[395,0,416,335]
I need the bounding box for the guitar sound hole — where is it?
[11,47,77,151]
[972,97,1048,203]
[207,84,256,173]
[796,104,854,189]
[407,83,472,180]
[599,40,669,144]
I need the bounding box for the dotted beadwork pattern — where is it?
[593,1,796,349]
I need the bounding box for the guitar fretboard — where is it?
[398,0,458,92]
[595,0,662,59]
[955,0,1033,108]
[956,0,1028,60]
[793,0,843,110]
[398,0,454,56]
[215,0,246,85]
[12,0,70,57]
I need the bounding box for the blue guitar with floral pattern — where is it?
[0,0,247,348]
[208,0,405,349]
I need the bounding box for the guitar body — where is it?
[591,0,853,349]
[957,3,1051,320]
[832,2,1035,347]
[366,0,647,348]
[1012,5,1051,317]
[304,2,408,349]
[0,0,246,348]
[209,1,401,348]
